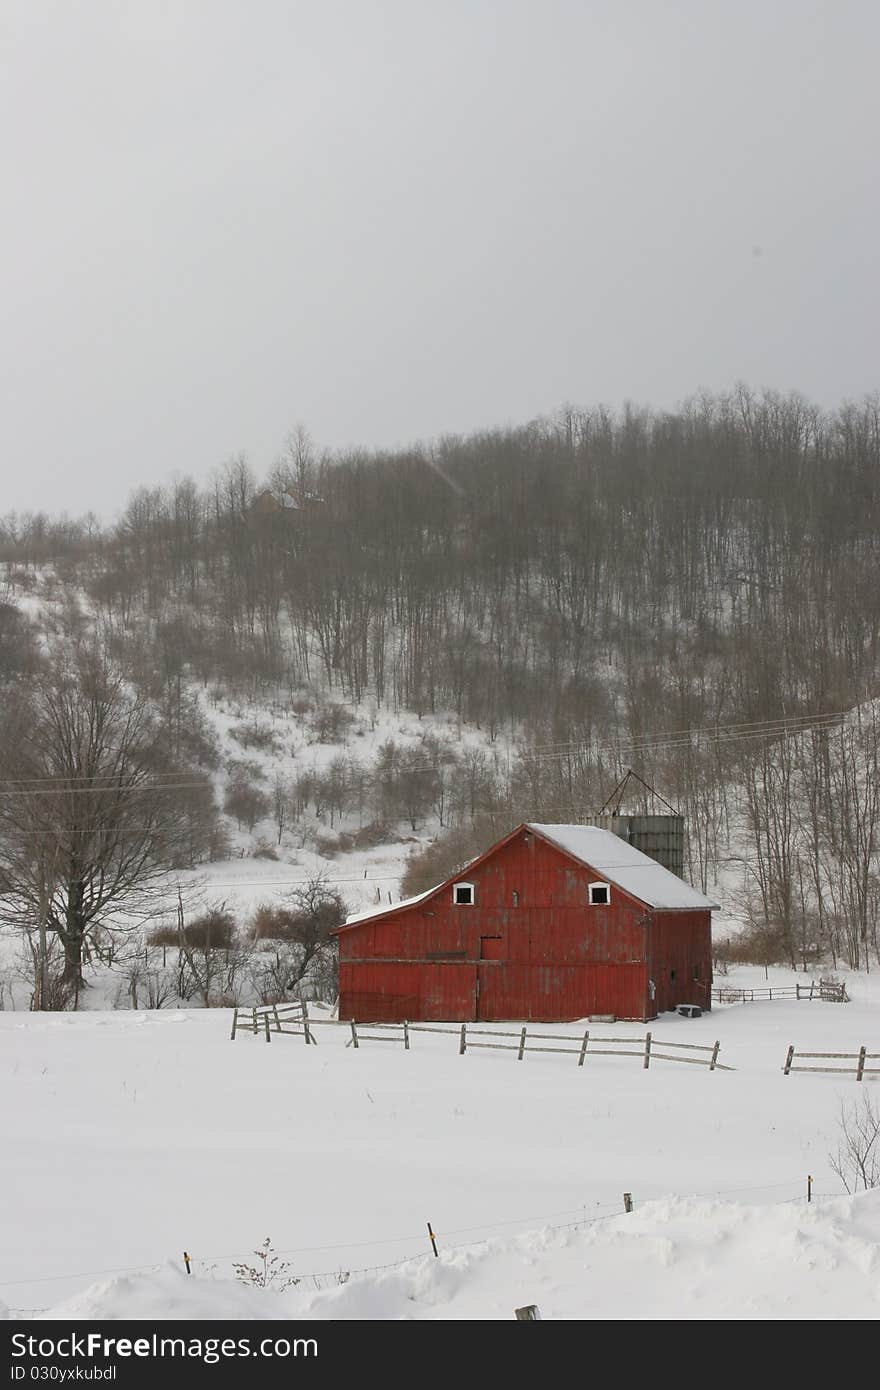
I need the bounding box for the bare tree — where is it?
[0,649,183,991]
[249,875,346,1000]
[830,1092,880,1193]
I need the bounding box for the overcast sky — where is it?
[2,1,877,516]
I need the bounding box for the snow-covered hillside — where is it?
[2,965,878,1320]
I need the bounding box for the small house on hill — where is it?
[248,487,324,522]
[334,823,717,1023]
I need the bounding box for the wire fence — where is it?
[3,1174,848,1312]
[712,980,848,1004]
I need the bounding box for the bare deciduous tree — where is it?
[0,650,183,992]
[830,1092,880,1193]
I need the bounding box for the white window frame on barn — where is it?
[453,882,475,905]
[588,882,611,905]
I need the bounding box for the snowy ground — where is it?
[3,965,879,1320]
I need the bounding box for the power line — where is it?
[0,781,211,798]
[0,704,859,792]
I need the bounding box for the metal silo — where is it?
[596,813,685,878]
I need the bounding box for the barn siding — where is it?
[338,826,711,1022]
[648,912,713,1014]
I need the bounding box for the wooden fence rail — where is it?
[230,1000,315,1044]
[343,1021,727,1070]
[783,1044,879,1079]
[229,1011,728,1070]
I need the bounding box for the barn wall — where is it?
[648,911,713,1013]
[339,828,656,1021]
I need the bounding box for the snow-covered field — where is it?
[3,966,879,1320]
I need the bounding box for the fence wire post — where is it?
[515,1304,541,1320]
[783,1044,794,1075]
[183,1251,192,1274]
[807,1174,812,1203]
[427,1222,439,1257]
[643,1031,652,1069]
[518,1026,527,1061]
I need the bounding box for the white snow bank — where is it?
[31,1194,880,1320]
[38,1264,290,1322]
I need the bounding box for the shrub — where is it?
[229,722,281,753]
[226,757,266,783]
[830,1092,880,1193]
[315,832,355,858]
[224,781,271,831]
[252,842,279,861]
[150,906,237,950]
[250,903,300,942]
[208,822,233,861]
[310,703,355,743]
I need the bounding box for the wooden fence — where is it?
[712,979,848,1005]
[343,1020,728,1070]
[783,1044,879,1079]
[230,1000,315,1044]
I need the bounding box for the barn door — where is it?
[475,937,503,1020]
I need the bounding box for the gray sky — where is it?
[2,1,878,516]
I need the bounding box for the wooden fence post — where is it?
[515,1305,542,1320]
[857,1045,866,1081]
[264,1013,271,1042]
[709,1040,720,1071]
[809,979,815,1000]
[784,1044,794,1075]
[251,1007,258,1036]
[807,1174,812,1203]
[230,1008,238,1041]
[795,983,800,1000]
[623,1193,633,1213]
[578,1029,590,1067]
[427,1222,438,1257]
[183,1251,191,1274]
[459,1023,467,1055]
[302,998,313,1046]
[643,1032,652,1070]
[404,1020,410,1051]
[272,1004,281,1034]
[518,1026,527,1061]
[350,1020,359,1049]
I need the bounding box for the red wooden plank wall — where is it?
[338,826,710,1022]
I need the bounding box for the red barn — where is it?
[335,823,716,1023]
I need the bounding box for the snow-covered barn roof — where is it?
[343,886,434,929]
[528,824,718,910]
[339,822,717,931]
